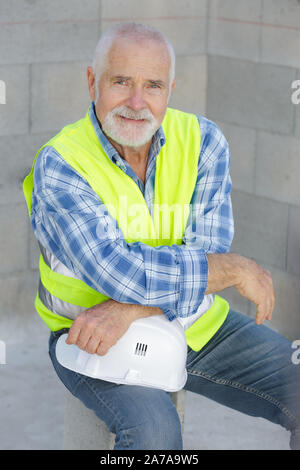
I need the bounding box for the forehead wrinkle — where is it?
[109,75,168,88]
[106,38,171,82]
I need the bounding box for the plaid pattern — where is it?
[30,103,234,321]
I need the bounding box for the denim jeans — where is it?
[48,310,300,450]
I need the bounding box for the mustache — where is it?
[111,105,156,122]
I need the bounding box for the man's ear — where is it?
[167,78,176,103]
[86,66,96,101]
[171,78,176,93]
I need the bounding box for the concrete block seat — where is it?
[63,389,186,450]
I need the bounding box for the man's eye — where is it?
[116,80,127,86]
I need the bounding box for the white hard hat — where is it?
[56,314,187,392]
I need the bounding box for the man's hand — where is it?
[66,299,162,356]
[234,256,275,325]
[206,253,275,325]
[66,252,274,357]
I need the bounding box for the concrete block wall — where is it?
[206,0,300,339]
[0,0,299,343]
[0,0,101,343]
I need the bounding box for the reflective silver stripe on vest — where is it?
[38,243,86,320]
[37,244,215,327]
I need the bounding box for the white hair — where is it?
[92,22,176,94]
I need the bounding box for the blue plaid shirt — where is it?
[30,103,234,321]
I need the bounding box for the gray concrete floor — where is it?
[0,317,290,450]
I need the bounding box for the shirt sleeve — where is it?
[182,116,234,253]
[31,146,208,321]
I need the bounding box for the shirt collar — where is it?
[88,102,166,166]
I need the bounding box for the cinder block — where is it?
[230,190,288,270]
[101,17,207,56]
[0,0,100,22]
[101,0,208,56]
[255,131,300,206]
[209,0,262,20]
[0,23,30,65]
[215,121,256,193]
[0,133,54,205]
[208,0,262,61]
[261,0,300,68]
[262,0,300,28]
[0,272,38,315]
[169,55,207,115]
[0,203,29,274]
[102,0,207,20]
[207,56,295,135]
[249,264,300,341]
[0,65,29,136]
[0,21,98,65]
[0,270,44,344]
[287,204,300,277]
[31,62,91,134]
[262,27,300,69]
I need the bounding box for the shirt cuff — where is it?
[161,308,178,322]
[172,244,209,318]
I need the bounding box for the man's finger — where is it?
[96,340,112,356]
[66,315,85,345]
[76,327,95,350]
[267,289,275,320]
[85,336,102,355]
[267,299,274,321]
[255,303,267,325]
[262,292,274,322]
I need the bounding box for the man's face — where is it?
[88,38,175,148]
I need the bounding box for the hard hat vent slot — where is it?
[134,342,148,356]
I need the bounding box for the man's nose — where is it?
[125,87,146,111]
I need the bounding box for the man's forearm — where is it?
[131,254,241,317]
[133,252,275,326]
[129,252,274,325]
[206,252,275,324]
[128,304,164,320]
[205,252,241,294]
[67,252,274,355]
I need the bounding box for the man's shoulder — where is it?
[195,114,226,142]
[193,115,230,170]
[196,114,228,148]
[34,145,66,176]
[33,145,91,195]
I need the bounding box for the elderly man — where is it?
[23,23,299,450]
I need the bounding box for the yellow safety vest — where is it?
[23,106,229,351]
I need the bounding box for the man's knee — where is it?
[114,402,183,450]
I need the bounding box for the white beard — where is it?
[101,105,159,148]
